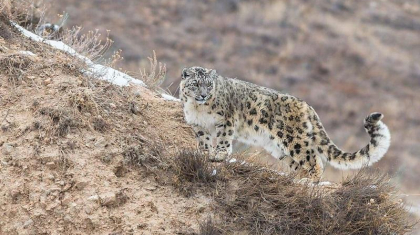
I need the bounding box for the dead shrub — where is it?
[0,53,35,82]
[0,19,13,40]
[171,150,220,197]
[0,0,12,18]
[138,50,167,90]
[57,116,78,137]
[214,163,414,235]
[173,150,218,185]
[92,116,108,132]
[61,26,113,61]
[39,107,79,137]
[122,143,166,171]
[199,217,222,235]
[69,88,99,114]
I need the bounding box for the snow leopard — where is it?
[179,66,391,180]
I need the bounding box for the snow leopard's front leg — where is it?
[191,124,213,155]
[212,118,234,161]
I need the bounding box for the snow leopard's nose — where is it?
[200,94,207,99]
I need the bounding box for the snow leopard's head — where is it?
[180,66,218,104]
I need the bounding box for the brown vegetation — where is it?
[170,151,414,234]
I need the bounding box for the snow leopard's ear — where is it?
[208,69,217,79]
[181,68,188,80]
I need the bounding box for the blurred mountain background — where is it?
[45,0,420,216]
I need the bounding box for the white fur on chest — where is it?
[183,100,217,130]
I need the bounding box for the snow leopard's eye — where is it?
[207,83,213,88]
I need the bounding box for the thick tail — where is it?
[315,112,391,170]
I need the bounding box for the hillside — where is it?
[0,1,417,234]
[44,0,420,220]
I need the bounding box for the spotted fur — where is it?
[180,66,391,180]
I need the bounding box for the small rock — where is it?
[137,223,147,229]
[2,143,14,155]
[47,174,55,181]
[113,165,127,177]
[101,153,113,164]
[23,219,33,229]
[1,123,10,132]
[43,78,51,85]
[10,189,20,201]
[99,192,117,207]
[46,201,59,211]
[130,102,140,114]
[87,195,99,202]
[87,135,96,141]
[84,218,94,230]
[144,186,157,191]
[109,103,117,109]
[64,215,72,222]
[74,181,88,191]
[45,161,56,170]
[94,137,106,148]
[33,208,46,218]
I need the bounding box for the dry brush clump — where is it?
[169,151,413,234]
[138,50,167,91]
[0,52,35,82]
[198,217,223,235]
[38,107,80,137]
[172,150,220,196]
[214,163,414,235]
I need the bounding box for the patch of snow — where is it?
[13,22,147,88]
[228,158,237,163]
[85,64,143,87]
[12,22,43,42]
[161,93,180,102]
[18,51,36,56]
[318,181,332,186]
[211,169,217,176]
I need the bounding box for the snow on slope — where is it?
[12,22,179,101]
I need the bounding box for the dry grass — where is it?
[199,217,222,235]
[171,150,220,196]
[173,150,218,184]
[61,26,113,61]
[0,17,13,39]
[0,0,12,18]
[0,53,35,82]
[214,163,414,235]
[38,107,80,137]
[138,50,167,90]
[123,143,167,172]
[168,151,414,234]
